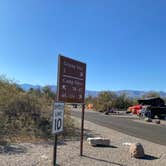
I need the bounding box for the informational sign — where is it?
[57,55,86,103]
[52,102,64,134]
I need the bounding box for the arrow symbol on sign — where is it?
[62,85,66,90]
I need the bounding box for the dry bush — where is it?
[0,76,76,143]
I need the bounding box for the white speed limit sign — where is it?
[52,102,64,134]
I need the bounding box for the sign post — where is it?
[80,103,85,156]
[57,55,86,156]
[52,102,64,166]
[53,135,58,166]
[53,54,86,165]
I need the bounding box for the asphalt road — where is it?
[72,110,166,146]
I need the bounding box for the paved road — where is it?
[72,111,166,146]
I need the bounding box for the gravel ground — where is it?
[1,116,166,166]
[109,111,166,126]
[133,118,166,126]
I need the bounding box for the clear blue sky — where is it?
[0,0,166,91]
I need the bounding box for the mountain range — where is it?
[20,84,166,98]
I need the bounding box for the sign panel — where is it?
[57,55,86,103]
[52,102,64,134]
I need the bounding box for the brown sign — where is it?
[57,55,86,103]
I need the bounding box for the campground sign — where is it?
[57,55,86,103]
[53,55,86,165]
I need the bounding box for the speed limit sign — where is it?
[52,102,64,134]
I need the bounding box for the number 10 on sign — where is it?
[52,102,64,134]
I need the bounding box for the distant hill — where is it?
[20,84,166,98]
[116,90,146,98]
[20,84,99,97]
[21,84,42,91]
[20,84,56,93]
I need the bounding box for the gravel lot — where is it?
[109,111,166,126]
[1,116,166,166]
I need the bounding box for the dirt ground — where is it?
[1,116,166,166]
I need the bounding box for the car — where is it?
[104,108,116,115]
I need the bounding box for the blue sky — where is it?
[0,0,166,91]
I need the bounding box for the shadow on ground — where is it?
[0,144,27,155]
[94,145,118,148]
[140,154,158,160]
[83,155,126,166]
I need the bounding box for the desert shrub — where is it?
[0,76,75,142]
[63,114,75,138]
[86,91,137,112]
[93,91,117,112]
[0,91,51,138]
[114,94,135,110]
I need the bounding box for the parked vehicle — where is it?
[87,103,93,110]
[127,105,142,115]
[104,108,116,115]
[138,97,166,119]
[139,106,151,118]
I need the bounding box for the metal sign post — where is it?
[53,134,58,166]
[80,103,85,156]
[52,102,64,166]
[53,54,86,165]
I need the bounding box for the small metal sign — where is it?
[52,102,64,134]
[57,55,86,103]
